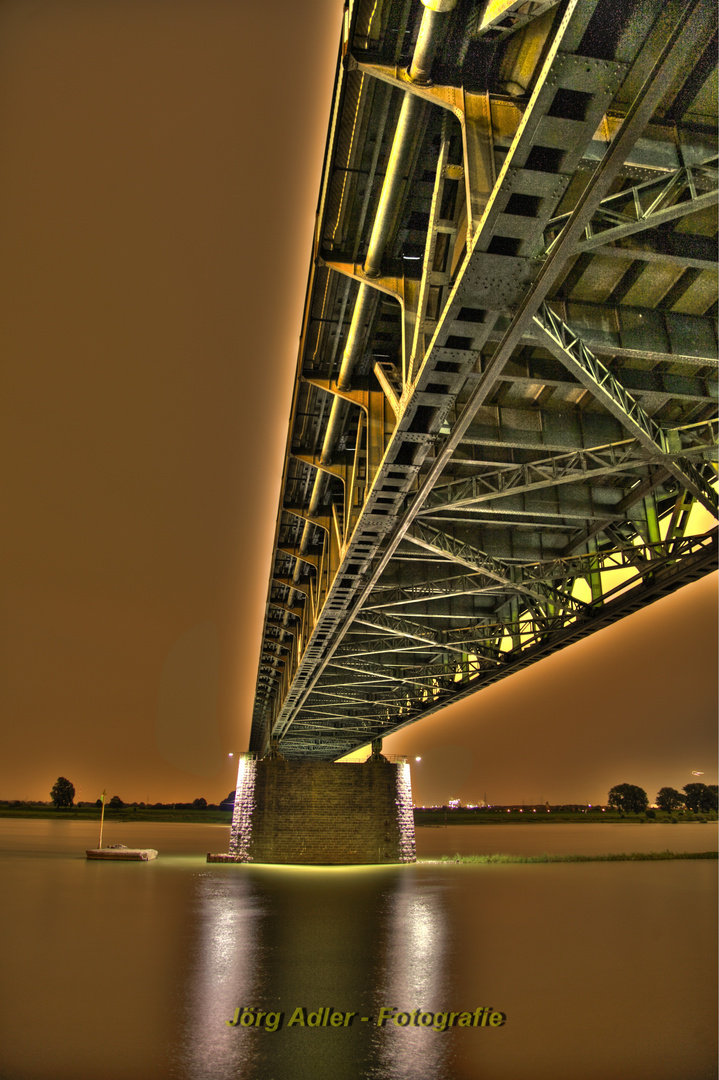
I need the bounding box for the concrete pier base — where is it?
[207,755,416,865]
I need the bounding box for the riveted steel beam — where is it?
[474,0,563,42]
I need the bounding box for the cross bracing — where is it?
[249,0,718,760]
[545,156,719,255]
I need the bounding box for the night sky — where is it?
[1,1,716,809]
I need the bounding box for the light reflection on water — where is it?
[182,871,263,1079]
[0,820,716,1080]
[180,864,453,1080]
[369,872,450,1080]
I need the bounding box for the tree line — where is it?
[608,782,718,814]
[46,776,717,815]
[48,778,213,810]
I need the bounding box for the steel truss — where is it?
[545,156,719,255]
[251,0,718,759]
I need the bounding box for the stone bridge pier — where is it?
[208,750,416,865]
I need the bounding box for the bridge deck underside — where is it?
[250,0,718,759]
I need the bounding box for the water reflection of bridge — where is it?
[250,0,717,761]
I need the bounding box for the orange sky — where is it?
[1,1,716,808]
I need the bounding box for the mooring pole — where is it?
[98,790,106,849]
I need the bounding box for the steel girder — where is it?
[249,0,718,759]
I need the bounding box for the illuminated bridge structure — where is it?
[249,0,718,761]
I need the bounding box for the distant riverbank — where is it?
[413,807,718,826]
[0,805,232,825]
[1,804,717,826]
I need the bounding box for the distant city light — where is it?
[415,757,421,762]
[692,771,704,776]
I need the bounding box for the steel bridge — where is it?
[249,0,718,760]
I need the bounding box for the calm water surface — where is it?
[416,820,719,858]
[0,819,715,1080]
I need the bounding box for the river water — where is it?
[0,819,715,1080]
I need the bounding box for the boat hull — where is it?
[86,846,158,861]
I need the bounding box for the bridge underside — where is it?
[250,0,718,760]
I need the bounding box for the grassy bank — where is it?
[414,808,718,826]
[429,850,718,865]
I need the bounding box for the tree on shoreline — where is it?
[50,777,75,808]
[656,786,684,813]
[683,783,718,813]
[607,783,648,814]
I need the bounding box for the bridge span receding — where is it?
[249,0,718,763]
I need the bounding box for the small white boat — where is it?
[86,844,158,861]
